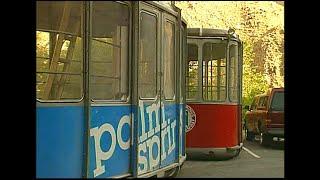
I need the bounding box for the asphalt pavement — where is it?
[176,140,284,178]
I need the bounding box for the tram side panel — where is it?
[186,104,240,148]
[179,103,187,159]
[88,106,131,178]
[36,1,86,178]
[137,101,179,174]
[37,106,85,178]
[87,1,133,178]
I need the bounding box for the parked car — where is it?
[244,88,284,146]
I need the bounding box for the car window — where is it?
[257,97,263,107]
[271,91,284,111]
[250,96,258,110]
[258,96,268,109]
[262,96,268,107]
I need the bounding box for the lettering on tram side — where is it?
[186,105,196,133]
[89,101,177,177]
[137,100,176,174]
[90,115,131,177]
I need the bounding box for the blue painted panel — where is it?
[137,101,161,175]
[160,103,179,168]
[181,104,186,156]
[88,105,131,178]
[179,104,185,157]
[131,107,139,177]
[137,100,179,175]
[36,106,85,178]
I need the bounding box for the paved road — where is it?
[176,140,284,178]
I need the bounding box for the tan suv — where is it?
[244,88,284,146]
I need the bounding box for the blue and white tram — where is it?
[36,1,187,178]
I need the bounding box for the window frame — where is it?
[36,1,85,103]
[162,14,177,101]
[138,9,159,100]
[270,91,284,111]
[179,23,187,104]
[201,40,228,102]
[186,43,199,101]
[89,1,132,103]
[257,95,268,110]
[228,41,240,103]
[250,96,258,110]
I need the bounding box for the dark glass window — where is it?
[186,44,198,100]
[271,92,284,111]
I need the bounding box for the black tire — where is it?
[259,133,270,146]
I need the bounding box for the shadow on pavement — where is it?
[186,151,239,161]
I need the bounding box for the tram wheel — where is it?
[235,148,241,157]
[165,166,180,178]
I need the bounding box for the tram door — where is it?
[160,12,179,169]
[136,2,179,176]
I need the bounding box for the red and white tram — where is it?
[185,28,243,159]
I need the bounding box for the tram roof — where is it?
[187,28,240,40]
[37,1,187,37]
[151,1,187,25]
[182,17,187,25]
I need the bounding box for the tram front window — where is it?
[202,42,227,102]
[229,43,239,102]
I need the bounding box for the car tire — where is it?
[246,129,254,141]
[259,133,269,146]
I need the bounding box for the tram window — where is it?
[229,44,239,102]
[202,42,227,101]
[186,44,198,100]
[139,12,157,98]
[36,1,83,100]
[164,20,175,99]
[90,1,129,101]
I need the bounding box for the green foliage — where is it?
[242,41,269,106]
